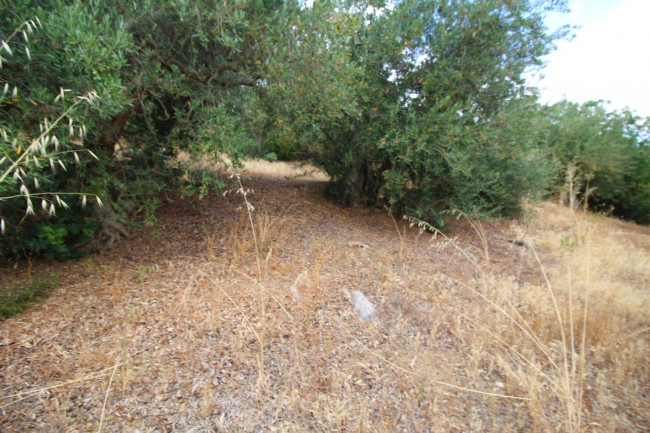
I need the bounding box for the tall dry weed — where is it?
[403,203,648,431]
[480,205,647,431]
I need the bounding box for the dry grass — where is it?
[241,159,329,182]
[177,151,330,182]
[0,166,648,432]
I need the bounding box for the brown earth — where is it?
[1,164,648,432]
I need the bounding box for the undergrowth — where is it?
[0,275,58,319]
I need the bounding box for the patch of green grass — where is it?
[0,275,58,319]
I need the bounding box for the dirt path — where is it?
[1,171,648,432]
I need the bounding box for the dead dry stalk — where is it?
[405,215,486,274]
[407,211,596,431]
[229,167,267,389]
[97,358,120,433]
[0,363,123,410]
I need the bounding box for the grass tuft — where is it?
[0,274,58,319]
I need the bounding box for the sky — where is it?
[529,0,650,118]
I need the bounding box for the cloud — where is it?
[572,0,585,15]
[535,0,650,117]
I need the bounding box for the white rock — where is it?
[342,289,377,322]
[289,271,306,299]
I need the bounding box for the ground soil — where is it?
[1,169,647,432]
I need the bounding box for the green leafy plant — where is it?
[543,101,650,223]
[0,274,58,319]
[300,0,566,226]
[0,15,103,227]
[0,11,112,260]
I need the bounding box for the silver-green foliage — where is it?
[0,3,131,259]
[300,0,566,224]
[0,15,104,235]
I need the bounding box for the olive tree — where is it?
[302,0,567,224]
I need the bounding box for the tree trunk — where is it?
[345,159,381,207]
[99,110,132,152]
[346,163,365,206]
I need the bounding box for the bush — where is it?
[1,204,98,261]
[544,101,650,223]
[1,3,131,259]
[303,0,563,226]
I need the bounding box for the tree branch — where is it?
[142,38,259,88]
